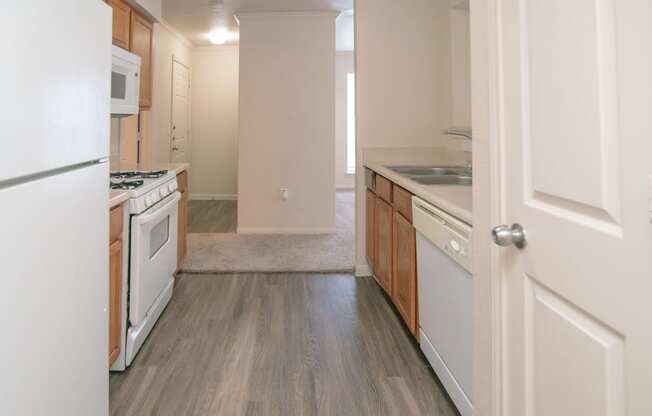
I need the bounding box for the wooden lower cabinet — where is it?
[365,189,376,271]
[374,197,393,294]
[392,211,418,335]
[366,170,419,338]
[108,203,123,367]
[177,171,188,270]
[177,190,188,267]
[109,238,122,367]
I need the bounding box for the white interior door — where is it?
[171,59,190,162]
[497,1,652,415]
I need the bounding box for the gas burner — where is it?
[110,180,144,190]
[110,170,168,180]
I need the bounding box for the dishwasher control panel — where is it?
[412,196,473,273]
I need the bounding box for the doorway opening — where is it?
[180,8,356,274]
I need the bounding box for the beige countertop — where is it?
[365,162,473,225]
[109,190,130,209]
[108,162,190,209]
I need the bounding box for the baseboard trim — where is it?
[190,194,238,201]
[355,263,372,277]
[237,227,337,235]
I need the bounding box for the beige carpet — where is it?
[181,191,355,273]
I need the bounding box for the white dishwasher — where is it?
[412,196,473,416]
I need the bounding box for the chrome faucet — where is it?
[443,128,473,141]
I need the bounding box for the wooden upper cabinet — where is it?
[106,0,131,50]
[130,12,153,109]
[365,189,376,271]
[392,211,418,335]
[374,197,393,295]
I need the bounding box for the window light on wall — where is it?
[346,72,356,175]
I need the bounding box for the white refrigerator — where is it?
[0,1,112,415]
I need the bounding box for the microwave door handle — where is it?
[134,192,181,225]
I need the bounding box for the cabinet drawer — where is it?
[365,168,376,191]
[393,185,413,223]
[177,171,188,193]
[109,205,123,244]
[375,175,392,203]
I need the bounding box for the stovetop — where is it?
[110,180,145,190]
[110,170,168,180]
[110,170,169,190]
[109,169,179,214]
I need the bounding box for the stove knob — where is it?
[168,183,175,192]
[145,195,153,206]
[160,187,167,197]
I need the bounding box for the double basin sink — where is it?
[387,166,472,186]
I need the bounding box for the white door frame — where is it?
[470,0,504,415]
[170,56,191,162]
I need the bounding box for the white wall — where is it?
[450,7,471,129]
[336,51,355,189]
[190,46,239,199]
[144,21,193,165]
[355,0,457,272]
[237,12,337,234]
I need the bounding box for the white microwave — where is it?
[111,45,141,116]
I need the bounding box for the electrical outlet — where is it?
[280,188,289,201]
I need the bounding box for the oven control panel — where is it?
[130,178,178,214]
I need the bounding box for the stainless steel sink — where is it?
[411,175,472,186]
[386,165,472,186]
[388,166,468,176]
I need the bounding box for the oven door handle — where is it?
[134,192,181,225]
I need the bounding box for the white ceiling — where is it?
[162,0,354,47]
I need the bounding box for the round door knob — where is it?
[492,223,526,249]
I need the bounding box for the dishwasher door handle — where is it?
[415,203,447,226]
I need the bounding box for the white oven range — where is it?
[110,170,180,371]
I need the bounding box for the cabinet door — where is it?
[392,211,417,335]
[109,239,122,367]
[130,12,153,109]
[177,190,188,269]
[373,197,392,294]
[365,189,375,271]
[106,0,131,50]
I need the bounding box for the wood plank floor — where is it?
[109,273,459,416]
[188,200,237,234]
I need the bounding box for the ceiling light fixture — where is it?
[208,28,229,45]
